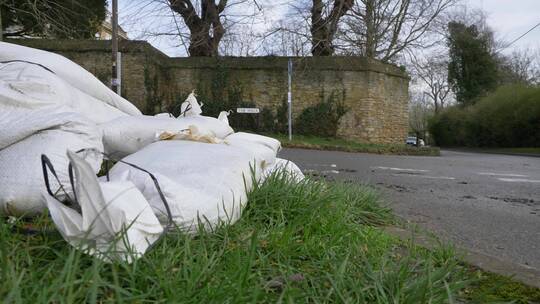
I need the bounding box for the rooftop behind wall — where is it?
[7,39,410,144]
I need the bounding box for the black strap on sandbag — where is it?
[41,154,81,214]
[39,149,174,253]
[0,60,56,74]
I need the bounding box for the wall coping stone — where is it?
[7,39,409,79]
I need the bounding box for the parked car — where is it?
[406,136,425,147]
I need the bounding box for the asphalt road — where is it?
[279,148,540,270]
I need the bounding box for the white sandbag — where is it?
[263,158,305,182]
[45,151,162,263]
[106,141,264,232]
[0,110,103,216]
[0,61,128,124]
[154,113,175,119]
[225,132,281,154]
[101,115,233,157]
[0,42,141,116]
[179,92,202,117]
[224,133,278,169]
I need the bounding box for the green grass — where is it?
[483,147,540,156]
[461,267,540,303]
[268,133,440,156]
[0,171,474,303]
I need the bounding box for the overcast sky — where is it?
[116,0,540,57]
[464,0,540,52]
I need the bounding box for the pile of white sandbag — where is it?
[0,42,304,262]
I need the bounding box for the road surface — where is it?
[279,148,540,269]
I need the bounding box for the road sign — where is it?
[237,108,260,114]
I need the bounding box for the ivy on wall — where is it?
[295,90,348,137]
[163,64,348,137]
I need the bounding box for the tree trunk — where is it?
[364,0,375,58]
[310,0,353,56]
[169,0,226,57]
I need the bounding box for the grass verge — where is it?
[462,267,540,303]
[268,133,440,156]
[474,147,540,156]
[3,172,538,302]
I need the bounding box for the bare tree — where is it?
[409,92,433,144]
[0,0,106,39]
[410,53,451,113]
[219,24,258,56]
[168,0,227,56]
[338,0,457,62]
[310,0,354,56]
[262,18,311,56]
[120,0,261,56]
[498,49,540,86]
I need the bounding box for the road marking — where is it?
[373,166,429,172]
[391,174,455,180]
[321,170,340,174]
[306,164,338,168]
[478,172,529,177]
[497,178,540,183]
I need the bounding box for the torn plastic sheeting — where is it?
[217,110,232,125]
[105,140,264,232]
[44,150,163,263]
[0,42,141,116]
[179,92,202,117]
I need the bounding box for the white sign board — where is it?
[237,108,260,114]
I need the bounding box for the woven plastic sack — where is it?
[0,110,103,215]
[0,61,127,124]
[0,41,141,116]
[106,140,264,232]
[45,151,162,263]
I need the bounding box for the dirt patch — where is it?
[376,182,415,193]
[488,196,538,206]
[393,171,423,176]
[338,168,357,173]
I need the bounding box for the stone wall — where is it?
[7,39,409,144]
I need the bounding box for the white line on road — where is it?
[497,178,540,183]
[321,170,340,174]
[391,174,455,180]
[373,166,429,172]
[306,164,338,168]
[478,172,529,177]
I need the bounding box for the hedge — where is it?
[430,85,540,147]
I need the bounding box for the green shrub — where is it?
[295,92,348,137]
[430,85,540,147]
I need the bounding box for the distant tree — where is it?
[261,17,312,56]
[409,94,433,145]
[447,21,498,106]
[0,0,106,39]
[411,53,452,113]
[338,0,457,62]
[498,49,540,86]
